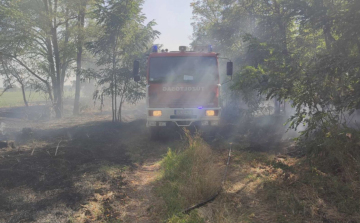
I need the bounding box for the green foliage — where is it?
[158,147,195,215]
[193,5,360,219]
[299,125,360,179]
[87,0,159,121]
[192,0,360,136]
[0,0,99,116]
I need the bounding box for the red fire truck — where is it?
[133,45,233,137]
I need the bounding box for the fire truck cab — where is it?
[133,45,233,135]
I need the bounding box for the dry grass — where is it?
[151,115,360,222]
[194,148,360,223]
[156,130,223,221]
[179,132,222,204]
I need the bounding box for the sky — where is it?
[142,0,194,51]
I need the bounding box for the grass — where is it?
[0,90,46,107]
[72,163,125,223]
[99,163,127,179]
[179,115,360,222]
[167,211,205,223]
[156,131,222,222]
[153,117,360,222]
[0,90,75,107]
[194,146,360,222]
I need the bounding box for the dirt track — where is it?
[0,105,179,223]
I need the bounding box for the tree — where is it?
[73,0,91,115]
[0,0,54,103]
[0,0,81,118]
[0,59,29,106]
[192,0,360,135]
[88,0,159,122]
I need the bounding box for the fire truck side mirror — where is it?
[226,62,233,76]
[133,60,140,82]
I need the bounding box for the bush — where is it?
[293,124,360,216]
[300,125,360,181]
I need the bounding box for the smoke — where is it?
[218,94,307,153]
[0,122,6,135]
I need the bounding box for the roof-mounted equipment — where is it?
[193,45,213,53]
[179,46,187,52]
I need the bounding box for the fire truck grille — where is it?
[170,115,197,119]
[149,103,203,108]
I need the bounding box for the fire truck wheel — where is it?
[149,127,160,140]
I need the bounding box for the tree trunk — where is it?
[319,0,335,51]
[1,61,29,107]
[117,98,123,122]
[112,43,118,122]
[45,35,57,104]
[112,44,118,122]
[74,3,86,115]
[323,24,335,50]
[111,82,115,121]
[74,70,81,114]
[43,0,61,117]
[273,0,287,115]
[100,92,104,112]
[45,82,54,102]
[50,0,62,118]
[20,84,28,107]
[119,102,122,122]
[61,8,70,112]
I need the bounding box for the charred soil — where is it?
[0,108,177,223]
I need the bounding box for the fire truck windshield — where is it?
[149,56,218,83]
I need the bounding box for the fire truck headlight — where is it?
[206,110,215,116]
[152,110,162,117]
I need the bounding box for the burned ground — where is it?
[0,105,297,223]
[0,107,180,223]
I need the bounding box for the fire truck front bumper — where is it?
[146,108,221,127]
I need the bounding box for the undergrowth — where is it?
[156,130,222,222]
[154,115,360,222]
[249,124,360,222]
[200,115,360,222]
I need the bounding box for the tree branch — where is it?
[55,16,78,28]
[1,52,53,101]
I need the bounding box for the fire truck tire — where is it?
[149,127,160,140]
